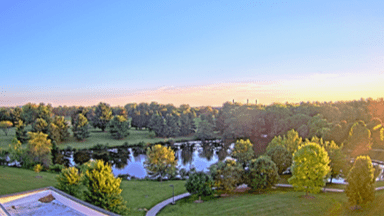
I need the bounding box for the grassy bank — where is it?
[0,167,187,216]
[0,124,216,150]
[159,187,384,216]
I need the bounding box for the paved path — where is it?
[146,192,191,216]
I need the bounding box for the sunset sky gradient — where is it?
[1,0,383,107]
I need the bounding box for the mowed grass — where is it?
[0,167,187,216]
[159,188,384,216]
[0,124,197,150]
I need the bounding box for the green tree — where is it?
[209,159,244,192]
[345,155,375,207]
[288,142,331,196]
[185,171,214,199]
[37,103,53,124]
[48,116,70,143]
[266,145,292,174]
[72,114,90,141]
[144,144,177,181]
[195,120,215,141]
[231,139,254,168]
[56,167,83,197]
[27,132,53,168]
[245,155,279,191]
[308,114,332,139]
[92,102,112,132]
[82,160,128,215]
[32,118,49,134]
[345,120,372,157]
[148,114,167,137]
[0,120,13,136]
[9,107,23,127]
[109,115,130,139]
[165,113,180,137]
[266,129,302,155]
[21,103,38,125]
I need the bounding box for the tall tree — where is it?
[345,155,375,208]
[345,120,372,157]
[109,115,130,139]
[72,114,90,141]
[144,144,177,181]
[21,103,38,125]
[231,139,254,168]
[27,132,53,168]
[288,142,331,196]
[48,116,70,143]
[92,102,112,132]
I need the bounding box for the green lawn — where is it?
[159,187,384,216]
[0,166,187,216]
[0,125,200,150]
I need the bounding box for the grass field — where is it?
[0,166,187,216]
[0,124,201,150]
[159,187,384,216]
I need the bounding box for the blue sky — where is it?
[1,0,383,107]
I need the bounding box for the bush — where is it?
[49,164,65,173]
[209,159,244,192]
[73,150,91,165]
[56,167,83,198]
[245,155,279,191]
[266,145,292,174]
[345,155,375,207]
[185,171,214,197]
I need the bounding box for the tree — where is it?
[345,120,372,157]
[48,116,70,143]
[56,167,83,197]
[92,102,112,132]
[231,139,254,168]
[245,155,279,191]
[27,132,53,168]
[144,144,177,181]
[185,171,214,199]
[9,107,23,127]
[165,114,180,137]
[32,118,49,134]
[288,142,331,196]
[308,114,332,139]
[266,145,292,174]
[72,114,90,141]
[345,155,375,207]
[306,137,349,183]
[179,112,196,136]
[266,129,302,155]
[34,164,43,177]
[0,120,13,136]
[21,103,38,125]
[209,159,244,192]
[195,120,215,141]
[82,160,128,215]
[109,115,130,139]
[148,114,167,137]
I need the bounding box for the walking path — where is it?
[146,192,191,216]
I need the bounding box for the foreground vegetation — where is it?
[0,166,187,216]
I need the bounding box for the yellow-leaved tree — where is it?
[27,132,52,168]
[82,160,128,215]
[0,120,13,136]
[56,167,83,197]
[144,144,177,181]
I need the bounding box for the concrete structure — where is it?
[0,187,119,216]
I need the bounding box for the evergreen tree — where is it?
[109,115,130,139]
[345,155,375,207]
[92,102,112,132]
[16,120,29,144]
[73,114,90,141]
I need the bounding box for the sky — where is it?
[1,0,383,107]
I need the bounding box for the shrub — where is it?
[185,171,214,197]
[27,132,53,168]
[56,167,83,197]
[345,155,375,207]
[245,155,279,191]
[209,159,244,192]
[34,164,43,174]
[73,150,91,165]
[288,142,331,196]
[73,114,90,141]
[49,164,65,173]
[82,160,129,215]
[266,145,292,174]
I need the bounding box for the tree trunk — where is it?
[330,176,333,184]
